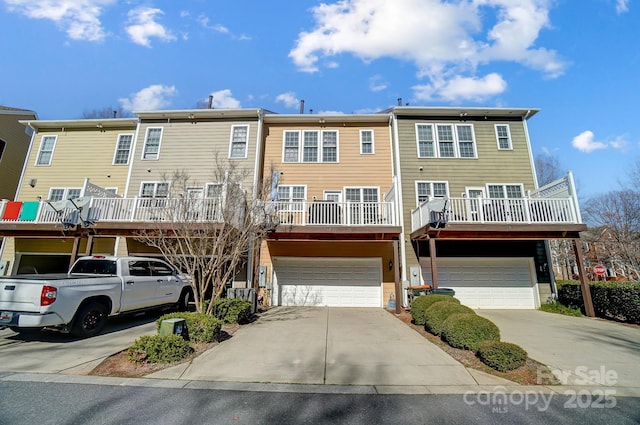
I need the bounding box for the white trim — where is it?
[359,129,375,154]
[343,186,380,202]
[112,133,134,165]
[281,129,339,163]
[228,124,250,159]
[282,130,301,163]
[392,113,407,282]
[415,123,477,159]
[139,181,170,197]
[486,183,525,198]
[414,181,450,206]
[35,134,57,166]
[123,122,142,198]
[141,127,163,160]
[495,124,513,150]
[48,187,82,201]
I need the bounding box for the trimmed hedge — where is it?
[440,313,500,352]
[127,334,193,364]
[557,280,640,324]
[157,312,223,343]
[476,341,528,372]
[410,295,460,325]
[211,298,253,324]
[424,301,475,336]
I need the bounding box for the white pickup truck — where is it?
[0,256,193,338]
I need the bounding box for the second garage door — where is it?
[274,257,382,307]
[420,257,539,309]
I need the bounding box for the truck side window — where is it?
[129,261,151,276]
[150,261,174,276]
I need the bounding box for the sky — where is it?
[0,0,638,201]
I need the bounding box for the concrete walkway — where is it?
[476,310,640,388]
[149,307,500,389]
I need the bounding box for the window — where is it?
[416,181,449,204]
[48,187,82,201]
[487,184,523,198]
[113,134,133,165]
[277,185,306,211]
[416,123,477,158]
[303,131,318,162]
[206,183,223,198]
[360,130,374,154]
[345,187,379,224]
[229,125,249,159]
[142,128,162,160]
[129,260,151,276]
[36,135,57,165]
[495,124,512,150]
[282,130,338,162]
[283,131,300,163]
[0,139,5,162]
[140,182,170,198]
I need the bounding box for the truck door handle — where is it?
[126,280,134,285]
[157,279,164,283]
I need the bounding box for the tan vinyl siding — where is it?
[17,126,134,201]
[127,119,259,197]
[15,237,116,254]
[263,122,394,199]
[0,112,36,200]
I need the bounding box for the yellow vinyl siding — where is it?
[15,237,116,254]
[263,122,394,199]
[18,126,133,201]
[127,119,258,197]
[0,112,36,200]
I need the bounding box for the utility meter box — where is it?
[159,318,188,339]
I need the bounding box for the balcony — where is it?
[272,201,397,226]
[411,196,580,232]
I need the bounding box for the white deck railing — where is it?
[272,201,396,226]
[411,196,580,232]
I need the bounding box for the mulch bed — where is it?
[393,310,553,385]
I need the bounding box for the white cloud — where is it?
[208,89,241,108]
[616,0,629,13]
[610,136,630,151]
[290,0,565,102]
[197,15,229,33]
[276,92,300,109]
[571,131,608,153]
[4,0,115,41]
[119,84,177,111]
[369,75,388,92]
[125,7,176,47]
[413,73,507,102]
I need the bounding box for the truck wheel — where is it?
[177,288,193,312]
[71,302,108,338]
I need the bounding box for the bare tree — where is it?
[583,190,640,280]
[535,153,564,187]
[134,160,277,313]
[82,106,132,119]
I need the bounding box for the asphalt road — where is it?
[0,381,638,425]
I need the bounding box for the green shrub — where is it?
[476,341,528,372]
[440,313,500,352]
[558,281,640,324]
[157,312,223,343]
[424,301,475,336]
[539,302,582,317]
[127,334,193,364]
[211,298,253,324]
[410,295,459,325]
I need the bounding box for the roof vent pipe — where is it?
[397,98,402,106]
[208,95,214,109]
[299,100,305,114]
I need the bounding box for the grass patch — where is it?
[539,302,582,317]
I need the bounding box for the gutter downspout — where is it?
[248,110,265,289]
[123,117,142,198]
[391,111,407,285]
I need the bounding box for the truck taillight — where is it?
[41,286,57,306]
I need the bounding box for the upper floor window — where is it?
[113,134,133,165]
[495,124,512,150]
[360,130,374,154]
[142,128,162,160]
[140,182,169,198]
[416,124,476,159]
[282,130,338,163]
[229,125,249,159]
[36,135,57,165]
[487,184,523,198]
[48,187,81,201]
[416,181,449,204]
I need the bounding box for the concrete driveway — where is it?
[476,310,640,388]
[150,307,494,388]
[0,312,159,374]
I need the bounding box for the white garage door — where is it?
[420,257,539,309]
[274,257,382,307]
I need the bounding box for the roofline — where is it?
[18,118,138,130]
[0,107,38,118]
[263,113,392,124]
[382,106,539,120]
[134,108,268,120]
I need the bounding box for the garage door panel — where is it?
[275,258,382,307]
[420,257,537,309]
